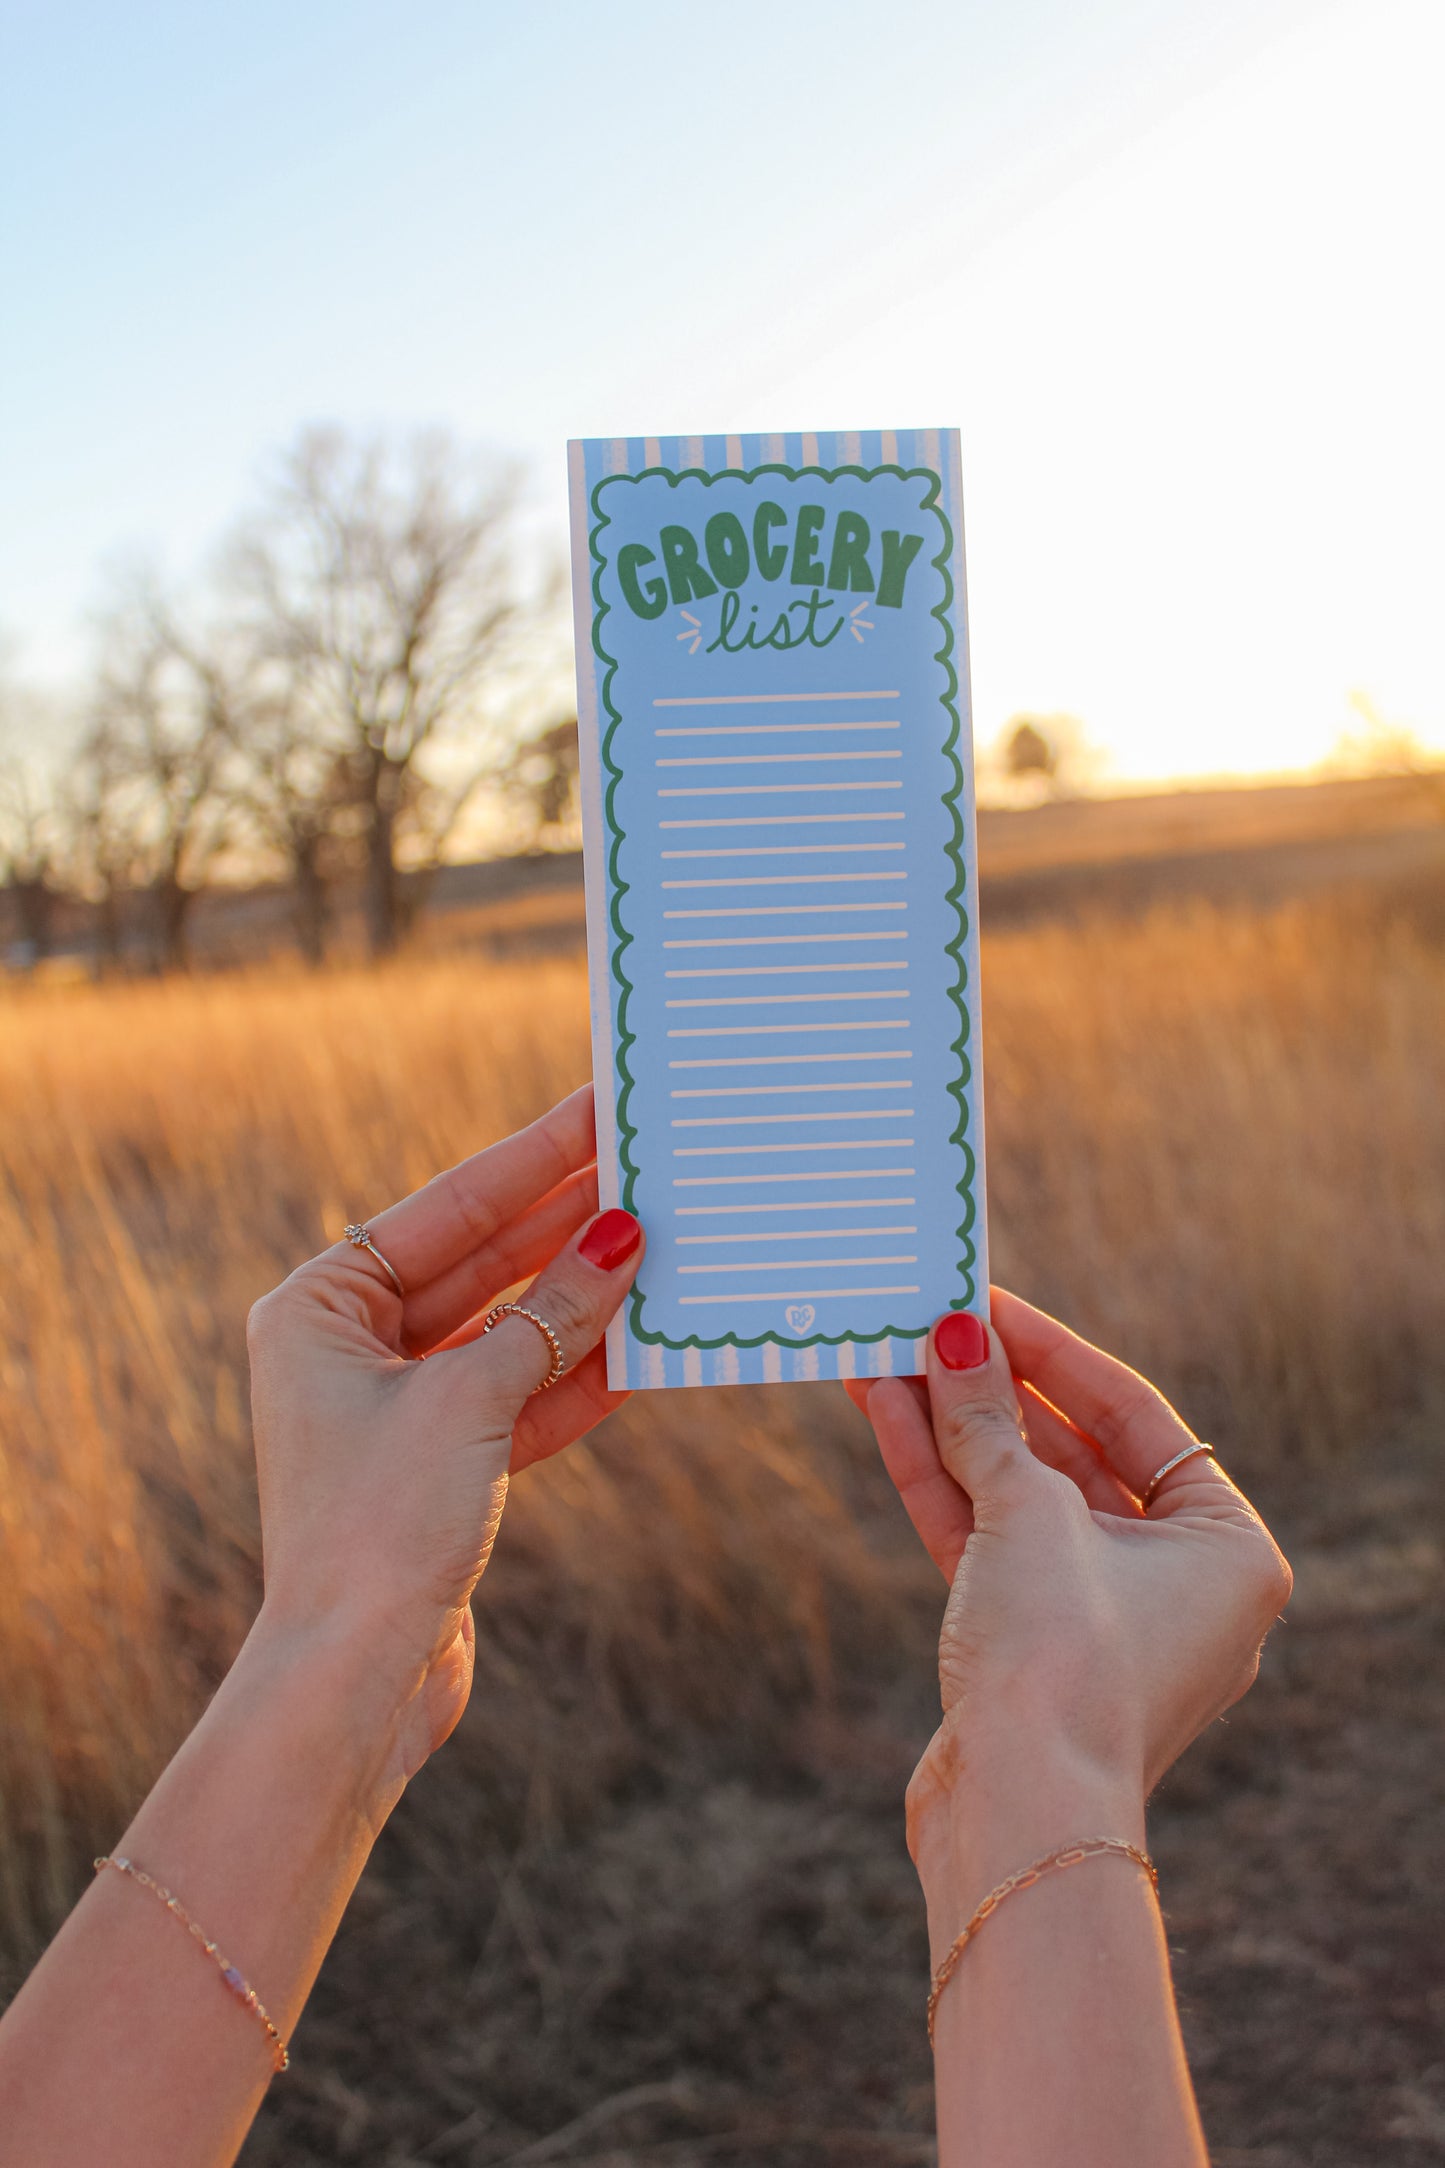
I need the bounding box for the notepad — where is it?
[567,430,986,1390]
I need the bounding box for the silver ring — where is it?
[478,1302,565,1391]
[343,1223,406,1300]
[1141,1441,1216,1511]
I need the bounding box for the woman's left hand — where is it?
[843,1288,1291,1854]
[245,1083,643,1795]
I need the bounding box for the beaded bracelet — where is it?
[927,1837,1158,2046]
[94,1856,290,2073]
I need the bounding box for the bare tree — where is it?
[996,712,1103,801]
[59,722,136,971]
[505,715,581,847]
[0,758,61,964]
[1003,718,1057,788]
[87,592,238,970]
[231,683,361,966]
[229,428,539,955]
[0,654,65,965]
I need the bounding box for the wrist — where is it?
[221,1608,414,1835]
[909,1711,1146,1968]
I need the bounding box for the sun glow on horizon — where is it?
[703,6,1445,786]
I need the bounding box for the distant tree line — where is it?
[0,428,581,972]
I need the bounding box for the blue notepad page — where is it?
[567,430,987,1390]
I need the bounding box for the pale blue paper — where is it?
[567,431,986,1390]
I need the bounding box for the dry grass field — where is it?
[3,873,1445,2164]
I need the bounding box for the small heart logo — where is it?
[784,1303,816,1335]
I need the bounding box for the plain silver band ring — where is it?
[1141,1441,1216,1511]
[478,1302,565,1391]
[343,1223,406,1300]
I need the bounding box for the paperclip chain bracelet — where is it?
[94,1855,290,2073]
[927,1837,1158,2046]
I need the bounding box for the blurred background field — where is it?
[3,805,1445,2166]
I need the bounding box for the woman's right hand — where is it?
[846,1289,1292,1896]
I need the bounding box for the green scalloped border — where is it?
[588,460,978,1352]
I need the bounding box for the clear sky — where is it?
[3,0,1441,783]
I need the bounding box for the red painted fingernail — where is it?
[935,1311,989,1370]
[578,1209,642,1272]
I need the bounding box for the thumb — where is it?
[926,1309,1045,1516]
[431,1207,645,1431]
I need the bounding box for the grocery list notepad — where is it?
[568,430,986,1390]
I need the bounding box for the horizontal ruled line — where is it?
[656,751,902,768]
[670,1081,911,1096]
[676,1197,917,1214]
[662,844,905,858]
[680,1255,918,1274]
[665,990,910,1007]
[659,813,905,828]
[663,933,909,949]
[664,903,908,920]
[652,691,899,706]
[680,1196,914,1214]
[667,1021,909,1037]
[673,1140,915,1156]
[669,1052,912,1068]
[679,1226,919,1245]
[655,721,901,738]
[659,782,903,798]
[665,963,908,978]
[662,873,906,889]
[680,1286,921,1304]
[674,1168,916,1186]
[671,1110,914,1128]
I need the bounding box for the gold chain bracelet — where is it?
[94,1856,290,2073]
[927,1837,1158,2046]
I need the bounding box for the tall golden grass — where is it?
[1,897,1442,1983]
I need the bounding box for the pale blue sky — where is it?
[3,0,1441,779]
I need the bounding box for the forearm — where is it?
[917,1733,1207,2168]
[0,1614,407,2168]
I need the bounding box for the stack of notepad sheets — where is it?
[568,430,986,1391]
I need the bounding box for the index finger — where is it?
[363,1085,598,1292]
[989,1285,1207,1502]
[867,1375,974,1581]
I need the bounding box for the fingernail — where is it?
[935,1311,989,1370]
[578,1209,642,1272]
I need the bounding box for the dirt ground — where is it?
[240,1431,1445,2168]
